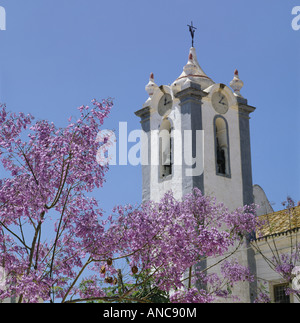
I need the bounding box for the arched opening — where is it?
[215,116,230,177]
[159,119,172,178]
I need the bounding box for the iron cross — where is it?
[187,21,197,47]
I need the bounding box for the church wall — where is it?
[149,99,184,202]
[254,234,300,303]
[201,94,255,303]
[201,98,244,211]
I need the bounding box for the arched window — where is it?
[159,119,172,178]
[214,116,230,177]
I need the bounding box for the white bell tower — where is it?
[135,47,255,209]
[135,46,257,302]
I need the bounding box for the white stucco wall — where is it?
[149,89,183,202]
[254,234,300,303]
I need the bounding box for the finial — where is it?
[145,72,158,98]
[230,69,244,97]
[187,21,197,47]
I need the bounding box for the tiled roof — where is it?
[256,206,300,240]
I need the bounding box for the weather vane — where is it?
[187,21,197,47]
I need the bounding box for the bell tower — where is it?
[135,46,255,209]
[135,45,257,302]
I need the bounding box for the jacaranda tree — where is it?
[0,100,262,303]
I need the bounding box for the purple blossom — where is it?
[0,101,265,303]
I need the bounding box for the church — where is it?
[135,34,300,303]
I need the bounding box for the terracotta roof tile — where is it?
[256,206,300,240]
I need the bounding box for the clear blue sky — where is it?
[0,0,299,213]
